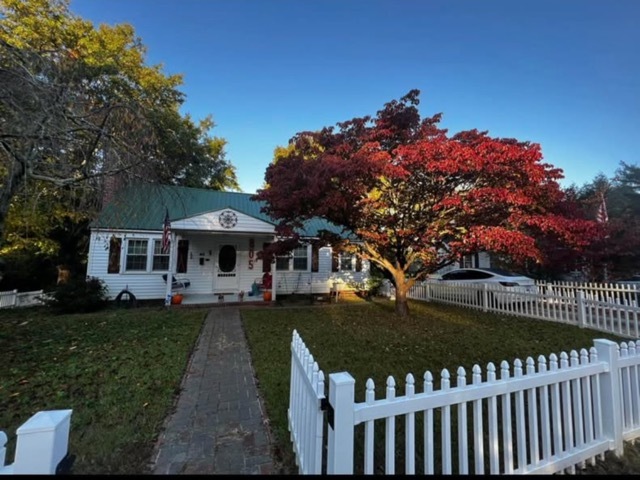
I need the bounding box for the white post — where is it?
[593,339,624,456]
[327,372,355,474]
[271,256,277,302]
[577,291,586,328]
[11,289,17,307]
[13,409,72,474]
[482,283,488,312]
[164,232,176,307]
[0,431,6,469]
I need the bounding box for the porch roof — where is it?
[91,184,349,238]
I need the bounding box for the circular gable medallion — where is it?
[219,210,238,229]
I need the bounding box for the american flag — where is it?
[596,193,608,224]
[162,208,171,254]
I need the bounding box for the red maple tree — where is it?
[254,90,598,316]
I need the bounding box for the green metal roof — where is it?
[91,184,348,238]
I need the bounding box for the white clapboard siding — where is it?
[170,208,276,234]
[89,229,371,299]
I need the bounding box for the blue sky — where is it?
[72,0,639,194]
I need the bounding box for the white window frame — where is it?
[125,239,149,272]
[339,253,356,272]
[122,237,170,273]
[152,239,170,271]
[276,245,311,271]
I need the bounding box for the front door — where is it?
[214,244,238,291]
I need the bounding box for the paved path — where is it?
[150,307,275,475]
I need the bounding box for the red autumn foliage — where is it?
[254,90,598,316]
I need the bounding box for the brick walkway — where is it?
[150,307,275,474]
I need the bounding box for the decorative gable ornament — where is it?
[219,210,238,229]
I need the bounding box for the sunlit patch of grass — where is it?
[0,306,205,474]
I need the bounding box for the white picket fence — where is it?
[0,290,45,309]
[408,282,640,339]
[288,330,326,474]
[289,332,640,475]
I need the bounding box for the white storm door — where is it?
[214,244,239,291]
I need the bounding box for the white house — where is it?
[86,184,370,304]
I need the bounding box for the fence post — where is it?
[13,409,72,474]
[576,291,586,328]
[327,372,355,474]
[11,289,18,307]
[593,339,624,457]
[482,283,488,312]
[0,430,6,469]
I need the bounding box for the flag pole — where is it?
[597,190,609,282]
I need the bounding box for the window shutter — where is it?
[312,244,319,273]
[262,243,272,273]
[355,256,362,272]
[107,236,121,274]
[332,251,339,272]
[177,240,189,273]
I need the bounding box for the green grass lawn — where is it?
[0,305,205,474]
[2,298,640,474]
[241,298,638,474]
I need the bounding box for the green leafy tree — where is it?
[0,0,238,287]
[571,163,640,281]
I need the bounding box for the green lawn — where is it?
[2,298,640,474]
[0,305,205,474]
[241,298,637,474]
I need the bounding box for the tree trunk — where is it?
[394,275,410,317]
[0,159,26,247]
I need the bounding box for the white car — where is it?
[435,268,537,305]
[438,268,535,288]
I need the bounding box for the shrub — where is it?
[43,276,109,314]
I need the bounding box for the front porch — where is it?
[177,291,273,307]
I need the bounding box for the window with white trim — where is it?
[125,239,148,271]
[292,246,308,271]
[332,252,364,272]
[152,240,170,271]
[276,245,310,271]
[275,255,290,271]
[340,253,355,271]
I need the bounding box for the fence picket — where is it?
[471,365,483,474]
[456,367,468,474]
[405,374,415,475]
[570,351,585,469]
[500,361,514,474]
[423,371,434,475]
[441,369,452,475]
[526,358,539,466]
[487,363,499,474]
[385,376,395,474]
[364,379,375,475]
[538,356,552,462]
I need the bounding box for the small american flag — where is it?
[596,194,608,224]
[162,208,171,254]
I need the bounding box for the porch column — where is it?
[272,257,277,302]
[164,232,177,307]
